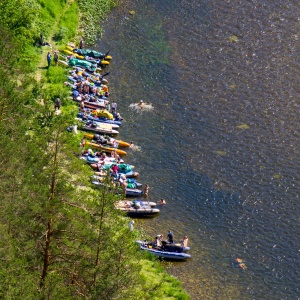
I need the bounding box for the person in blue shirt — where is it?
[47,52,52,68]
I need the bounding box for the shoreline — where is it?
[38,0,192,298]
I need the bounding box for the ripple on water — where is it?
[98,0,300,298]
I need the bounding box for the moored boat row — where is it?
[63,42,190,260]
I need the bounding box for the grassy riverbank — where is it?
[0,0,190,298]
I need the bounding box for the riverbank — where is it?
[33,0,191,299]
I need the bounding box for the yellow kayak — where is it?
[84,133,130,148]
[64,49,110,65]
[86,141,127,156]
[63,49,84,59]
[64,49,109,65]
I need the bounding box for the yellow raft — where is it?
[91,109,113,120]
[84,133,130,148]
[86,141,127,156]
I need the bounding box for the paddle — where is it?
[104,50,110,57]
[102,72,110,77]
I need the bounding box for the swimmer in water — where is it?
[234,257,247,270]
[138,99,144,108]
[157,199,166,205]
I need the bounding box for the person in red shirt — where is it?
[111,164,119,176]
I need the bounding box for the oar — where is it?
[104,50,110,57]
[101,72,110,79]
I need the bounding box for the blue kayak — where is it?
[77,112,122,126]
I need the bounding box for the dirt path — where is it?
[36,0,76,82]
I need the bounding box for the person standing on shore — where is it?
[79,38,84,49]
[54,98,61,110]
[54,51,59,66]
[47,52,52,68]
[111,101,117,113]
[129,220,134,231]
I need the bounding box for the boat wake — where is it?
[129,103,153,112]
[130,144,141,152]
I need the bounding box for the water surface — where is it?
[97,1,300,299]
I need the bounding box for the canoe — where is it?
[117,200,156,207]
[101,163,135,174]
[74,99,106,110]
[92,121,119,129]
[137,242,191,260]
[78,118,119,129]
[66,45,112,60]
[81,123,119,135]
[92,176,142,188]
[85,141,127,156]
[80,155,124,164]
[94,171,138,178]
[92,181,143,196]
[77,112,122,126]
[64,49,110,65]
[63,49,84,60]
[115,202,160,217]
[84,133,130,147]
[124,188,143,197]
[68,68,109,84]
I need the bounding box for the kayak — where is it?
[92,181,143,196]
[92,176,142,188]
[84,133,130,147]
[66,45,112,60]
[78,118,119,129]
[100,164,139,178]
[115,202,160,217]
[73,98,106,110]
[64,49,110,65]
[80,155,123,164]
[81,123,119,135]
[94,171,139,178]
[117,200,156,207]
[85,141,127,156]
[77,112,122,126]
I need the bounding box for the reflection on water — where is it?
[98,0,300,299]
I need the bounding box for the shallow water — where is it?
[97,0,300,299]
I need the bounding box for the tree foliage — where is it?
[0,0,190,299]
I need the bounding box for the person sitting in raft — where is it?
[96,160,105,170]
[150,236,161,248]
[157,234,164,244]
[157,199,166,205]
[115,112,123,121]
[167,231,174,244]
[111,150,121,164]
[111,164,119,177]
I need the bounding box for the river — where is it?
[96,0,300,299]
